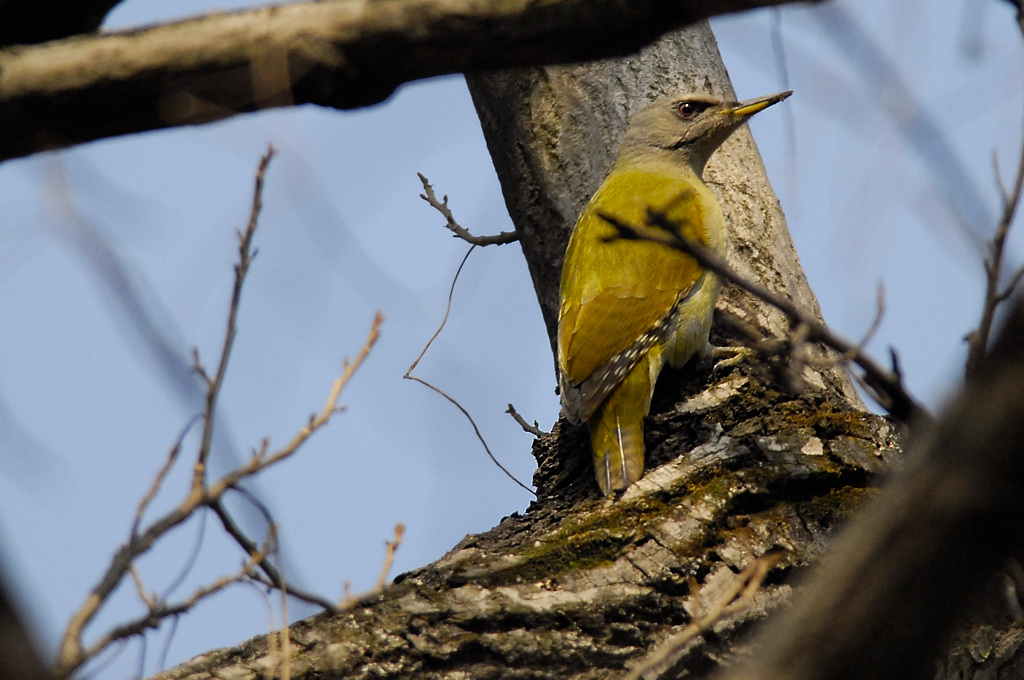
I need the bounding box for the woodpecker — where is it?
[557,90,792,495]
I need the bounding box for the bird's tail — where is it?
[586,352,659,495]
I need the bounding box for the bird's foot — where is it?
[711,345,753,373]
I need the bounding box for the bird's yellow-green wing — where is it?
[558,167,711,421]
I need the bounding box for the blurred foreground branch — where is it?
[723,296,1024,680]
[0,0,816,162]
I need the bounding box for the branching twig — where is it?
[624,551,786,680]
[506,403,546,436]
[336,523,407,610]
[600,210,927,424]
[55,149,378,678]
[76,546,269,667]
[405,247,535,495]
[374,524,405,592]
[131,415,200,538]
[57,149,279,677]
[965,105,1024,377]
[193,147,275,490]
[57,314,379,676]
[418,173,518,246]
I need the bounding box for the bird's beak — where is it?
[728,91,793,118]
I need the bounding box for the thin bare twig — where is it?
[965,105,1024,377]
[58,149,279,677]
[405,247,535,495]
[600,210,927,424]
[418,173,518,246]
[156,616,180,673]
[161,506,209,602]
[801,281,885,373]
[624,551,786,680]
[506,403,545,436]
[265,523,292,680]
[374,523,405,592]
[128,565,155,610]
[58,314,379,676]
[861,281,887,352]
[211,496,340,613]
[193,147,275,490]
[77,546,268,666]
[335,523,407,609]
[56,149,378,678]
[131,414,200,538]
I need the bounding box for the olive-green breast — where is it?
[558,166,714,389]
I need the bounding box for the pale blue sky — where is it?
[0,0,1020,676]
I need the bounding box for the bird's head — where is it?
[618,90,792,174]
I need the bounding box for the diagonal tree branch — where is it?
[0,0,817,163]
[601,210,927,424]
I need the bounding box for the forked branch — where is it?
[55,148,382,678]
[418,173,518,246]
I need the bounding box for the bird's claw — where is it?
[711,346,752,373]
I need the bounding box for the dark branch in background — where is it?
[1009,0,1024,36]
[47,157,249,477]
[418,174,518,246]
[211,494,340,613]
[722,295,1024,680]
[54,149,382,678]
[813,5,995,240]
[0,560,53,680]
[600,211,927,424]
[0,0,820,163]
[405,247,535,495]
[965,88,1024,377]
[0,0,119,47]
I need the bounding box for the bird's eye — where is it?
[677,101,710,119]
